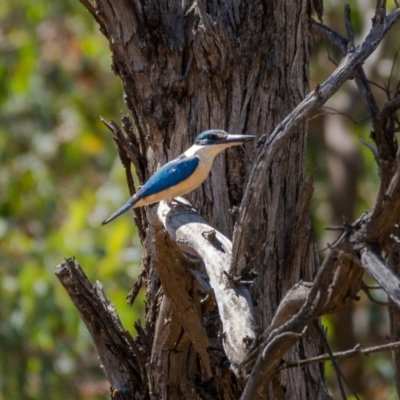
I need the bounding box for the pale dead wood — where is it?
[152,199,256,372]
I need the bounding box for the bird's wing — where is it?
[101,155,199,225]
[137,155,200,199]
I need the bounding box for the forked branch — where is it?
[239,3,400,398]
[149,200,256,373]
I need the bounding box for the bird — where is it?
[102,129,255,225]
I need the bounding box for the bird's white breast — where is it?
[133,144,226,208]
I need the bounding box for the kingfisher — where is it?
[102,130,255,225]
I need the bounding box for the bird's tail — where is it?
[102,197,136,225]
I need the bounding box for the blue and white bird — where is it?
[102,130,255,225]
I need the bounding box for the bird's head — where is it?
[194,130,255,149]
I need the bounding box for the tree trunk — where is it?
[82,0,327,398]
[63,0,400,399]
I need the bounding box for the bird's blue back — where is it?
[137,155,200,199]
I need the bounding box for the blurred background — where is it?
[0,2,144,399]
[0,0,399,399]
[309,1,400,399]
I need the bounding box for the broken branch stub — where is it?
[55,258,145,400]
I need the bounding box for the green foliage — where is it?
[0,2,143,399]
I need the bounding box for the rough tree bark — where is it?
[86,0,326,397]
[56,1,400,399]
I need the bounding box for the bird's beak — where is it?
[217,134,256,146]
[102,199,134,225]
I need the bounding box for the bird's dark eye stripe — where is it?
[211,133,226,140]
[193,130,230,144]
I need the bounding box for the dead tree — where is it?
[56,1,400,399]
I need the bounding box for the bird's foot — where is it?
[171,197,198,213]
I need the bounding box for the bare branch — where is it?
[315,322,353,400]
[388,244,400,396]
[233,6,400,275]
[79,0,108,36]
[312,21,380,121]
[373,0,387,27]
[366,159,400,243]
[360,245,400,308]
[100,117,148,240]
[281,341,400,369]
[55,258,145,400]
[359,136,380,166]
[79,0,97,19]
[241,199,400,396]
[322,105,362,124]
[313,11,399,176]
[240,250,340,399]
[149,200,256,373]
[361,281,389,305]
[376,94,400,132]
[344,4,355,52]
[100,117,146,183]
[126,269,145,306]
[388,45,400,92]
